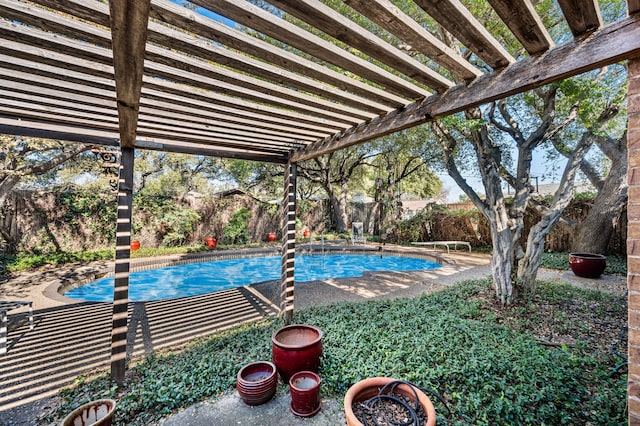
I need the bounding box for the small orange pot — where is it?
[267,232,277,242]
[130,240,140,251]
[303,230,311,238]
[205,236,217,248]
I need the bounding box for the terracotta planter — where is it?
[272,324,323,383]
[61,399,116,426]
[569,252,606,278]
[205,236,217,248]
[267,232,277,242]
[344,378,436,426]
[289,370,321,417]
[303,230,311,238]
[130,240,140,251]
[236,361,277,406]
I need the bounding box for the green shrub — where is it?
[59,190,118,241]
[1,249,115,273]
[223,207,251,245]
[158,209,201,247]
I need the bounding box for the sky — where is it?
[437,148,569,203]
[170,1,236,28]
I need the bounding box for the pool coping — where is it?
[47,244,448,304]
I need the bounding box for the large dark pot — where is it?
[271,324,323,383]
[289,370,321,417]
[344,378,436,426]
[569,252,606,278]
[236,361,277,406]
[61,399,116,426]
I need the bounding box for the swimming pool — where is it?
[63,253,441,302]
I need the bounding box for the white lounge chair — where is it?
[411,241,471,253]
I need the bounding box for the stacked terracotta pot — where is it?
[236,361,278,406]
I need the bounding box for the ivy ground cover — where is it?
[52,279,627,425]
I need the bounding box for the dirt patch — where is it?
[480,281,627,361]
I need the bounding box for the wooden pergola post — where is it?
[280,161,297,324]
[107,0,150,385]
[628,55,640,425]
[110,146,134,384]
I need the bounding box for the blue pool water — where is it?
[64,254,441,302]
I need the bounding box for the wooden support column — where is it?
[280,161,297,324]
[107,0,149,385]
[110,146,134,385]
[629,56,640,425]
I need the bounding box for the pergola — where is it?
[1,0,640,420]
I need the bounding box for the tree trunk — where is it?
[571,164,627,254]
[327,189,347,232]
[337,180,349,232]
[519,217,554,292]
[519,127,596,289]
[366,201,380,236]
[489,211,515,305]
[0,189,19,253]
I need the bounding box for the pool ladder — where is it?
[307,232,325,255]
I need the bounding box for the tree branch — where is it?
[18,143,95,177]
[525,86,557,150]
[431,120,488,213]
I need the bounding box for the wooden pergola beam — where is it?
[291,13,640,162]
[0,5,377,126]
[412,0,515,69]
[557,0,603,37]
[29,0,411,108]
[487,0,553,55]
[0,116,289,163]
[192,0,431,99]
[267,0,454,92]
[109,0,150,149]
[343,0,482,81]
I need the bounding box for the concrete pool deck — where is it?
[0,245,627,424]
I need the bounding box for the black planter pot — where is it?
[568,252,606,278]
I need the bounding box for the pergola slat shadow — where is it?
[0,288,277,410]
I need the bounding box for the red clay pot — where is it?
[61,399,116,426]
[130,240,140,251]
[267,232,277,242]
[289,370,321,417]
[569,252,606,278]
[303,230,311,238]
[271,324,323,383]
[205,236,217,248]
[236,361,277,406]
[344,378,436,426]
